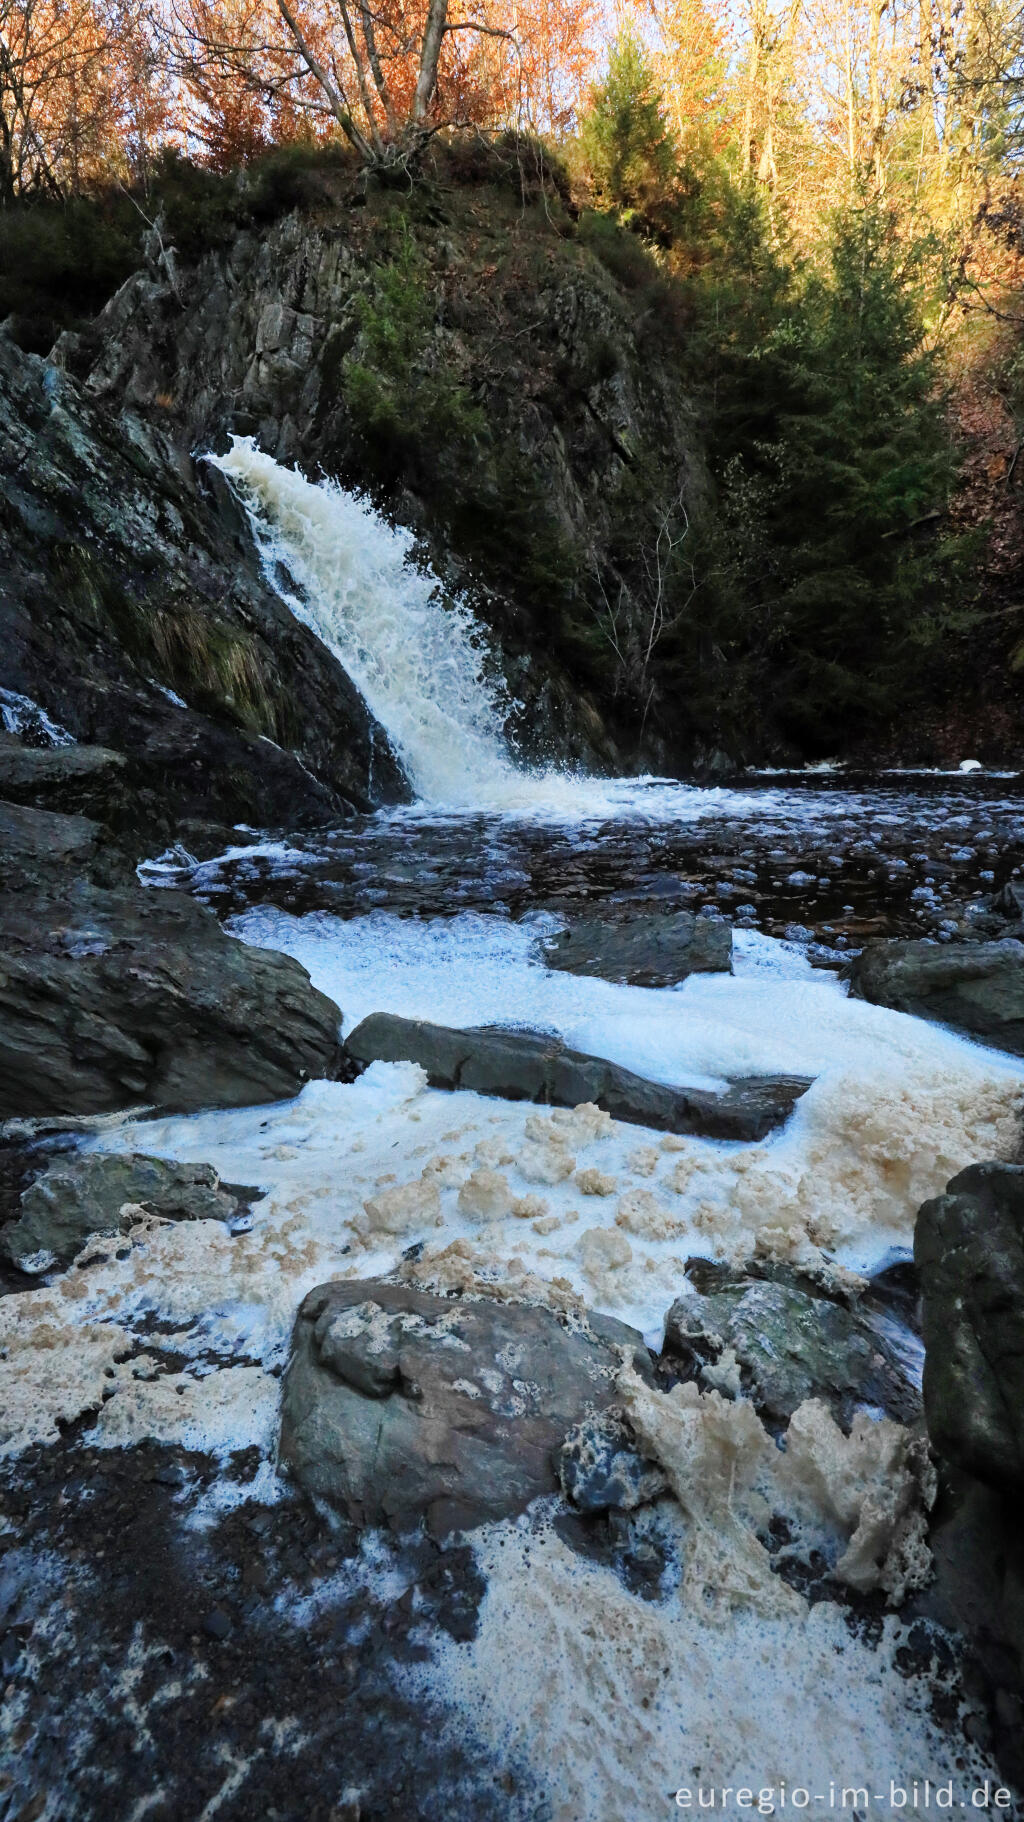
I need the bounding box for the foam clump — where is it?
[578,1226,633,1291]
[549,1103,615,1146]
[396,1237,582,1312]
[356,1175,443,1238]
[615,1188,683,1242]
[617,1366,936,1610]
[778,1399,937,1604]
[616,1366,794,1613]
[474,1136,515,1168]
[519,1139,575,1185]
[457,1169,515,1220]
[575,1167,617,1197]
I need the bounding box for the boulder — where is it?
[0,845,344,1118]
[0,1151,246,1270]
[279,1279,653,1536]
[541,909,732,986]
[915,1162,1024,1496]
[663,1259,919,1428]
[847,938,1024,1056]
[345,1014,811,1142]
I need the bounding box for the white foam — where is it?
[414,1517,998,1822]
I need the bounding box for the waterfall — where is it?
[210,439,718,821]
[209,438,519,806]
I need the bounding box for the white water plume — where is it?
[209,438,522,806]
[210,438,752,821]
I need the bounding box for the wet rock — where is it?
[663,1259,919,1428]
[0,735,130,825]
[0,838,344,1117]
[0,337,406,841]
[993,879,1024,921]
[0,798,107,888]
[915,1163,1024,1496]
[925,1473,1024,1794]
[541,908,731,986]
[279,1279,653,1536]
[846,937,1024,1055]
[557,1410,668,1513]
[0,1151,246,1270]
[345,1013,811,1141]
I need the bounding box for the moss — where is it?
[51,544,280,737]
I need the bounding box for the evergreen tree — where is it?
[579,31,678,217]
[701,200,970,746]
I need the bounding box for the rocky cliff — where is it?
[56,155,706,770]
[0,333,406,853]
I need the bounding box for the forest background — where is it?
[2,0,1024,758]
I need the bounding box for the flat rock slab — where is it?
[664,1259,920,1428]
[0,1150,246,1271]
[542,908,731,986]
[847,938,1024,1056]
[280,1279,653,1536]
[916,1162,1024,1496]
[345,1013,811,1142]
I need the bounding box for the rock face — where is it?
[345,1013,811,1141]
[542,909,732,986]
[847,937,1024,1055]
[0,336,406,842]
[0,735,132,826]
[279,1279,653,1535]
[0,803,344,1119]
[0,1151,246,1269]
[71,182,705,770]
[915,1163,1024,1495]
[915,1165,1024,1789]
[664,1260,919,1429]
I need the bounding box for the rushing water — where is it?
[17,446,1019,1819]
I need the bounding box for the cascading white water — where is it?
[209,438,745,820]
[209,438,519,806]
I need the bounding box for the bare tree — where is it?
[169,0,517,171]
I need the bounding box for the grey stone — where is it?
[345,1013,811,1142]
[847,938,1024,1056]
[915,1162,1024,1495]
[664,1259,919,1427]
[279,1279,653,1536]
[1,1151,243,1269]
[542,908,732,986]
[557,1411,667,1513]
[0,835,344,1117]
[0,798,105,886]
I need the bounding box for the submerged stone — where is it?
[542,908,731,986]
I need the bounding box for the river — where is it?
[5,442,1023,1819]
